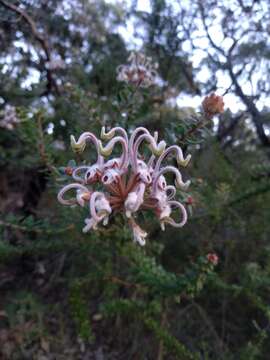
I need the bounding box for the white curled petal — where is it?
[124,183,145,217]
[129,219,147,246]
[133,224,147,246]
[83,218,97,233]
[125,192,138,217]
[76,190,86,207]
[96,197,112,216]
[90,192,112,222]
[160,221,165,231]
[134,232,147,246]
[159,204,172,220]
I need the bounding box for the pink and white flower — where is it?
[116,52,158,88]
[57,127,191,245]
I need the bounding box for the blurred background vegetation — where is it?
[0,0,270,359]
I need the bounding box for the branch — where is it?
[192,300,228,354]
[0,0,60,95]
[226,59,270,148]
[197,0,269,149]
[180,117,208,144]
[104,275,143,289]
[0,219,75,235]
[36,113,58,174]
[217,113,244,143]
[157,300,167,360]
[228,181,270,206]
[193,181,270,221]
[198,0,226,57]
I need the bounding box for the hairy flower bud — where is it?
[202,94,224,118]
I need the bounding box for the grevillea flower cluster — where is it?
[116,52,158,88]
[57,127,191,246]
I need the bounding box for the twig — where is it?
[42,253,67,294]
[180,117,208,144]
[192,300,228,354]
[0,219,75,235]
[0,0,59,95]
[228,182,270,206]
[36,113,58,174]
[157,300,167,360]
[197,0,270,150]
[104,275,143,289]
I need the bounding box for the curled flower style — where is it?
[57,127,191,245]
[116,52,158,88]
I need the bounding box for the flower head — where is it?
[116,52,158,88]
[207,253,219,266]
[57,127,191,245]
[202,94,224,118]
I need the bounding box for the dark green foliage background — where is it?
[0,1,270,359]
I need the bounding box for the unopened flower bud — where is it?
[207,253,219,266]
[186,196,194,205]
[202,94,224,118]
[65,167,73,176]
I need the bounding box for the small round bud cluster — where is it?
[0,105,20,130]
[185,196,194,205]
[207,253,219,266]
[64,167,74,176]
[116,52,158,88]
[46,58,66,71]
[202,94,224,119]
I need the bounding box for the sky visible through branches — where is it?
[107,0,270,131]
